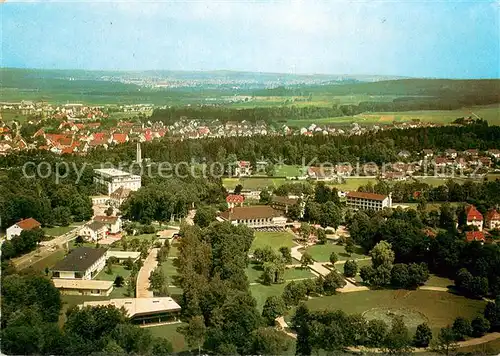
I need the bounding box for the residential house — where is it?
[464,149,479,157]
[422,149,434,158]
[109,186,132,206]
[487,149,500,159]
[465,205,483,231]
[465,231,486,243]
[307,166,335,181]
[6,218,41,240]
[346,191,392,211]
[235,161,252,177]
[93,215,122,234]
[79,221,107,242]
[218,206,287,229]
[52,247,107,279]
[270,195,304,217]
[226,194,245,209]
[445,149,457,159]
[486,209,500,230]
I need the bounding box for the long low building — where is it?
[52,278,114,296]
[83,297,181,325]
[52,247,107,279]
[106,250,141,262]
[219,206,287,228]
[346,191,392,211]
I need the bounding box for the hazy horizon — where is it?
[2,0,499,79]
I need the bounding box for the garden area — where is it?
[250,231,296,253]
[95,264,132,298]
[245,262,315,284]
[148,322,187,353]
[305,242,368,262]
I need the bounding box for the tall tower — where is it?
[136,142,142,164]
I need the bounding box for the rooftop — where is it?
[94,168,133,178]
[219,206,282,221]
[346,191,388,201]
[52,278,113,290]
[14,217,41,230]
[82,297,181,318]
[87,221,107,231]
[52,247,107,272]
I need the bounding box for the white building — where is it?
[6,218,41,240]
[79,221,107,242]
[346,191,392,211]
[93,215,122,234]
[52,247,107,280]
[94,168,141,195]
[219,206,287,228]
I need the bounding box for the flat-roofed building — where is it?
[52,278,114,296]
[52,247,107,280]
[219,206,287,228]
[94,168,141,195]
[106,250,141,263]
[83,297,181,325]
[346,191,392,211]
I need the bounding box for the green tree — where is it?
[151,338,173,356]
[194,205,217,228]
[299,222,312,240]
[300,252,313,269]
[279,246,292,264]
[149,266,167,296]
[259,190,272,204]
[452,317,472,341]
[345,241,355,256]
[178,315,206,355]
[432,326,458,356]
[322,271,346,295]
[329,251,338,265]
[250,327,291,355]
[317,229,327,244]
[413,323,432,348]
[343,260,358,278]
[367,319,388,347]
[114,275,124,287]
[384,315,413,355]
[471,315,490,337]
[370,240,395,268]
[262,295,286,326]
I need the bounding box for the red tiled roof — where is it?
[466,231,485,242]
[346,191,388,201]
[486,209,500,222]
[16,218,41,230]
[466,205,483,222]
[238,161,251,167]
[112,133,128,143]
[226,194,245,203]
[94,215,119,223]
[61,147,74,154]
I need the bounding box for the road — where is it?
[136,248,159,298]
[12,225,83,270]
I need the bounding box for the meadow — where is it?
[250,231,297,253]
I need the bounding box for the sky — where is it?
[1,0,499,78]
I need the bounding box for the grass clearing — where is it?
[95,264,132,298]
[306,242,367,262]
[250,283,288,312]
[148,322,187,352]
[160,258,180,286]
[275,165,305,178]
[26,249,66,273]
[43,225,76,237]
[425,274,454,288]
[328,177,378,191]
[287,289,486,335]
[250,231,296,253]
[246,263,315,283]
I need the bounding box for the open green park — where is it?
[95,264,132,298]
[305,242,368,262]
[250,230,297,253]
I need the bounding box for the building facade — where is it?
[6,218,41,240]
[465,205,484,231]
[94,168,141,195]
[346,191,392,211]
[219,206,287,228]
[52,247,107,280]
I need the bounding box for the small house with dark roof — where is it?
[79,221,107,242]
[52,247,107,280]
[6,218,41,240]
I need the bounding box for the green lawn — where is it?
[250,283,288,312]
[425,274,454,288]
[305,242,367,262]
[169,242,180,257]
[95,264,132,298]
[246,263,315,284]
[160,258,180,286]
[327,177,378,191]
[26,249,66,273]
[43,225,76,237]
[275,165,305,178]
[148,322,187,352]
[222,177,287,191]
[287,289,486,335]
[250,231,297,253]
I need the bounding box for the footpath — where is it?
[136,248,159,298]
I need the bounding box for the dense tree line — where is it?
[176,222,292,354]
[348,207,500,297]
[1,229,46,260]
[359,179,500,207]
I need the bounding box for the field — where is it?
[160,258,180,287]
[95,264,132,298]
[43,225,76,237]
[148,323,187,352]
[305,242,368,262]
[327,177,378,191]
[26,249,66,273]
[222,177,286,191]
[250,283,288,312]
[287,289,486,335]
[274,164,305,178]
[250,231,297,253]
[285,104,500,127]
[425,274,454,288]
